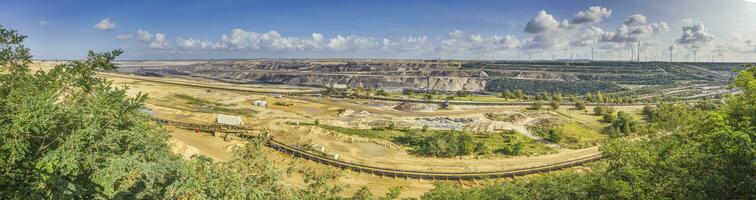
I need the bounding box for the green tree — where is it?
[596,91,605,103]
[532,100,543,110]
[575,101,587,110]
[550,101,560,110]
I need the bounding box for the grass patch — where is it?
[529,110,608,149]
[315,123,555,157]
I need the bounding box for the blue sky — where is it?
[2,0,756,61]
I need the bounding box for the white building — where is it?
[216,114,243,126]
[254,100,268,107]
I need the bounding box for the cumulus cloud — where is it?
[571,26,605,46]
[94,18,116,31]
[177,37,226,50]
[587,15,668,44]
[135,29,169,49]
[328,35,377,51]
[524,10,569,34]
[623,14,646,26]
[39,21,48,28]
[115,34,133,40]
[220,29,325,51]
[382,36,428,51]
[137,29,153,42]
[312,33,324,43]
[491,35,521,50]
[675,19,715,49]
[572,6,612,24]
[522,34,568,50]
[448,30,465,38]
[150,33,169,49]
[437,30,520,54]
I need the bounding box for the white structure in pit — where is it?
[254,100,268,107]
[216,114,243,126]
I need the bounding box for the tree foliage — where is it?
[0,25,386,200]
[418,65,756,199]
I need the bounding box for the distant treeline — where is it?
[485,78,623,95]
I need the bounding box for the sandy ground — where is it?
[166,125,438,198]
[167,127,244,161]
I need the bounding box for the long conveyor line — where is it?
[150,117,603,180]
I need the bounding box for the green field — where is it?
[317,124,554,157]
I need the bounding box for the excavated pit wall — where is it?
[127,61,490,92]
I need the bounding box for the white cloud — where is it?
[623,14,646,26]
[448,30,465,38]
[135,29,169,49]
[328,35,377,51]
[177,37,225,50]
[572,6,612,24]
[522,34,568,50]
[524,10,568,34]
[137,29,153,43]
[675,19,715,49]
[39,21,48,28]
[469,34,484,43]
[491,35,520,50]
[590,15,668,44]
[438,30,520,54]
[571,26,605,46]
[115,34,133,40]
[220,29,324,51]
[382,36,428,51]
[312,33,324,43]
[94,18,116,31]
[150,33,169,49]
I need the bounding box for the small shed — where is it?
[254,100,268,107]
[216,114,243,126]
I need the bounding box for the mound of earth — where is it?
[394,102,435,111]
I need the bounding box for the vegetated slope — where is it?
[421,65,756,200]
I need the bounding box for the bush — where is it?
[375,89,389,96]
[545,127,563,143]
[575,101,586,110]
[642,104,657,120]
[602,112,617,123]
[550,101,560,110]
[593,106,615,116]
[532,100,544,110]
[394,131,476,157]
[474,142,491,155]
[610,111,639,136]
